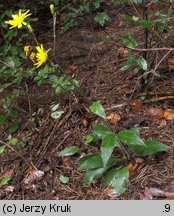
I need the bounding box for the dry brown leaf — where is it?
[149,187,166,197]
[0,170,13,181]
[104,186,116,198]
[163,109,174,120]
[131,99,143,110]
[144,187,153,200]
[117,48,128,58]
[63,156,71,166]
[24,170,44,185]
[168,57,174,70]
[159,119,167,128]
[128,158,144,176]
[106,113,121,124]
[5,185,14,192]
[147,108,164,120]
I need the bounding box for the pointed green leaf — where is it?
[133,140,170,156]
[0,175,11,186]
[83,156,116,185]
[78,154,103,170]
[118,128,146,146]
[93,123,112,140]
[58,146,79,157]
[90,101,106,119]
[136,56,148,71]
[101,133,117,166]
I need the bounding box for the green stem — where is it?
[53,15,57,57]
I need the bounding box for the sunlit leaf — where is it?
[58,146,79,157]
[90,101,106,119]
[104,167,129,197]
[59,175,69,184]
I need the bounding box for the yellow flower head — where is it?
[34,44,51,68]
[5,9,31,29]
[50,4,55,15]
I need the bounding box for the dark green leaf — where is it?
[101,133,118,166]
[78,154,103,170]
[133,140,170,156]
[58,146,79,157]
[140,19,152,29]
[93,123,112,140]
[118,128,146,146]
[9,121,19,133]
[0,115,6,124]
[83,156,116,185]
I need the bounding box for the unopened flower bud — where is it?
[27,24,33,32]
[50,4,55,15]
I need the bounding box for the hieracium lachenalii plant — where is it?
[0,3,78,154]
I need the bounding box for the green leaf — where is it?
[136,56,148,71]
[78,154,103,170]
[104,167,129,197]
[9,121,19,133]
[85,134,94,144]
[119,64,131,72]
[59,175,69,184]
[132,140,170,156]
[58,146,79,157]
[118,128,146,146]
[93,123,112,140]
[0,115,6,124]
[101,133,117,166]
[140,19,152,29]
[90,101,106,119]
[0,146,5,154]
[123,14,139,23]
[93,0,104,8]
[0,175,11,186]
[83,156,116,185]
[8,138,18,145]
[94,12,110,26]
[122,34,138,48]
[10,108,19,117]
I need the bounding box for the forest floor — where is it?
[0,3,174,200]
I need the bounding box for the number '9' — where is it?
[165,204,170,212]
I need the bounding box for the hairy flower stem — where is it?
[53,15,57,57]
[30,31,39,45]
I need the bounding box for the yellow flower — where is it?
[5,9,31,29]
[34,44,51,68]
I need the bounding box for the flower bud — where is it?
[27,24,33,32]
[50,4,55,15]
